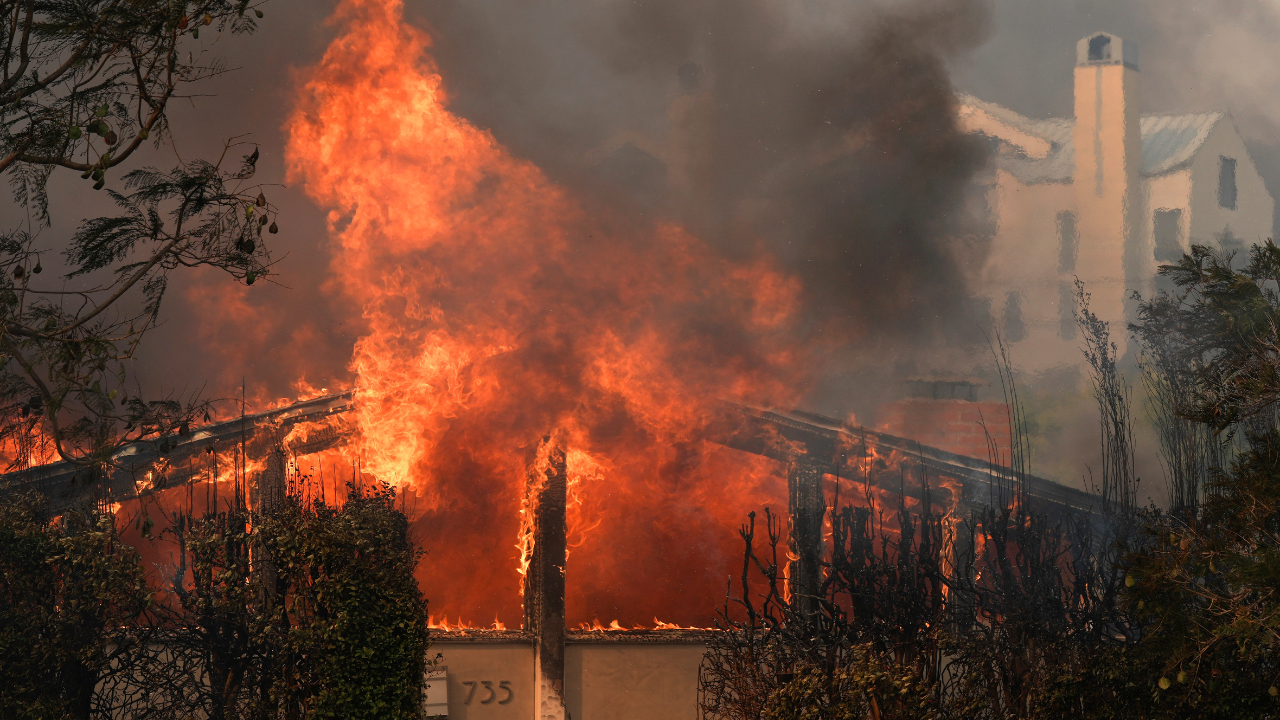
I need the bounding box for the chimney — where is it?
[1072,32,1143,341]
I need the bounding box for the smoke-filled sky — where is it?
[12,0,1280,416]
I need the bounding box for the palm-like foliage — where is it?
[0,0,277,470]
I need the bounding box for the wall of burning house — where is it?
[427,636,706,720]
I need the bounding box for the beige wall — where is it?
[976,171,1080,372]
[981,123,1273,375]
[431,642,536,720]
[566,642,706,720]
[429,639,707,720]
[1133,168,1192,300]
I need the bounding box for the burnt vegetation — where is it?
[699,245,1280,719]
[698,423,1140,719]
[0,470,429,720]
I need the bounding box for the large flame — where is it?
[285,0,814,627]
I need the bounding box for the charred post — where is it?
[251,439,287,611]
[787,454,826,622]
[523,435,570,720]
[252,441,287,516]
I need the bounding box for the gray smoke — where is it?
[78,0,1280,430]
[414,0,994,346]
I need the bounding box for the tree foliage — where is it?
[263,483,429,720]
[0,492,151,720]
[0,477,430,719]
[0,0,280,473]
[141,480,431,720]
[1120,242,1280,718]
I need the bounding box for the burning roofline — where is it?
[0,391,354,512]
[0,390,1103,519]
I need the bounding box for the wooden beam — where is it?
[523,435,570,720]
[787,456,826,621]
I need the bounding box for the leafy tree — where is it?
[262,482,429,720]
[763,646,936,720]
[146,477,429,720]
[0,492,151,720]
[157,504,267,720]
[0,0,278,472]
[1122,241,1280,718]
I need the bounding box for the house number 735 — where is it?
[462,680,514,705]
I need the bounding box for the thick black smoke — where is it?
[414,0,994,347]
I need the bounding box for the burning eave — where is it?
[0,390,1104,524]
[709,401,1104,519]
[0,391,354,513]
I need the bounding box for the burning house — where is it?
[0,4,1133,719]
[5,390,1101,719]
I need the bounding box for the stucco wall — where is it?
[980,119,1274,375]
[1135,168,1192,297]
[566,642,707,720]
[977,170,1080,372]
[429,639,707,719]
[430,642,536,719]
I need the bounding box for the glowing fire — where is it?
[284,0,808,627]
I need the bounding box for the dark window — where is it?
[1153,209,1183,263]
[1088,35,1112,62]
[1219,156,1237,210]
[1057,210,1078,273]
[1004,291,1026,342]
[1059,282,1077,341]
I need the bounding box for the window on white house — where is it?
[1153,209,1183,263]
[1088,35,1111,62]
[1057,210,1078,273]
[1219,156,1238,210]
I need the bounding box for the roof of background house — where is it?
[958,94,1225,185]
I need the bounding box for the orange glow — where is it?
[284,0,808,628]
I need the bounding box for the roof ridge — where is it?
[960,94,1226,125]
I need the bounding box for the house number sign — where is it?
[461,680,515,705]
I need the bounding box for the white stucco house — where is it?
[958,32,1274,370]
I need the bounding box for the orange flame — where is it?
[285,0,816,627]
